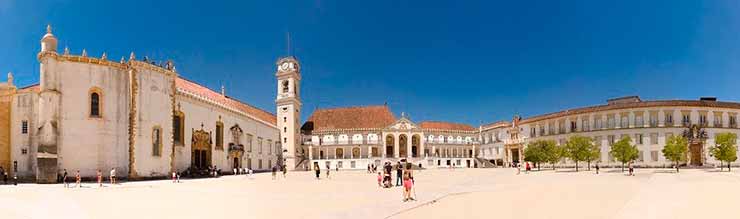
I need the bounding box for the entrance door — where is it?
[690,143,703,166]
[511,148,520,164]
[233,157,240,169]
[466,160,471,168]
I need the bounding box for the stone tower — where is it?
[36,25,61,183]
[275,56,301,170]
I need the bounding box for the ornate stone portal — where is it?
[228,125,244,169]
[683,124,707,166]
[191,125,212,169]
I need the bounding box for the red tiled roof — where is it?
[176,77,276,126]
[419,121,476,131]
[17,84,40,93]
[520,99,740,124]
[302,105,396,131]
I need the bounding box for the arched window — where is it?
[173,111,185,145]
[89,88,103,117]
[216,121,224,150]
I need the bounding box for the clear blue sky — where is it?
[2,0,739,125]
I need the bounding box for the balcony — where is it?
[228,144,244,152]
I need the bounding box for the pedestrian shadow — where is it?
[702,169,725,173]
[653,169,678,174]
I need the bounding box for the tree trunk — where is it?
[587,160,591,171]
[575,161,579,172]
[729,162,731,172]
[675,161,679,173]
[621,162,625,172]
[537,162,540,171]
[720,161,724,172]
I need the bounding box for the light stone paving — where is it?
[1,168,739,219]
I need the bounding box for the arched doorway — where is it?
[191,128,212,169]
[411,134,420,157]
[399,134,408,157]
[385,135,395,157]
[336,148,344,159]
[352,147,361,158]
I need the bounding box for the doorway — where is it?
[690,143,703,166]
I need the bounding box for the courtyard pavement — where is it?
[1,168,739,219]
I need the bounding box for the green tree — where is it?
[662,135,688,173]
[565,135,594,172]
[610,136,639,172]
[709,133,738,172]
[584,141,601,171]
[529,140,560,170]
[524,141,547,171]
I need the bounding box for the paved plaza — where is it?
[1,168,739,219]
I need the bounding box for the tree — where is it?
[524,141,547,171]
[528,140,560,170]
[584,141,601,171]
[709,133,738,172]
[610,136,639,172]
[662,135,688,173]
[564,135,593,172]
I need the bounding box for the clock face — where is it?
[280,62,293,71]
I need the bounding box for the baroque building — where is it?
[479,96,740,168]
[0,26,282,183]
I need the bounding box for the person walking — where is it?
[325,163,331,179]
[3,169,7,185]
[628,162,634,176]
[395,163,403,187]
[282,165,287,179]
[313,163,321,180]
[110,168,116,185]
[595,163,600,174]
[96,169,102,187]
[402,172,414,202]
[75,170,81,188]
[525,162,531,174]
[377,172,382,187]
[62,169,69,188]
[271,165,277,180]
[516,162,521,175]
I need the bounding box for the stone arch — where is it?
[336,148,344,159]
[385,135,395,157]
[412,134,421,157]
[399,134,408,157]
[352,147,360,158]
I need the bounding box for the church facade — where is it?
[0,26,282,183]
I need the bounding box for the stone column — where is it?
[432,146,436,157]
[394,134,400,158]
[308,145,313,160]
[367,146,372,158]
[407,134,412,158]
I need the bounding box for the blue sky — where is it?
[1,0,739,125]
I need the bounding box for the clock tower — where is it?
[275,56,301,170]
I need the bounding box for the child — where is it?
[377,172,382,187]
[402,172,414,202]
[62,169,69,188]
[96,169,102,187]
[172,171,177,183]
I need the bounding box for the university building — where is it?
[2,26,740,183]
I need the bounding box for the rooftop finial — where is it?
[81,49,87,57]
[63,46,69,55]
[120,56,125,64]
[46,24,52,34]
[101,52,107,60]
[129,52,136,61]
[7,72,13,86]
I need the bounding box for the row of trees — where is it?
[523,133,738,173]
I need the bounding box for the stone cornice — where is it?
[176,88,277,129]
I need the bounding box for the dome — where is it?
[41,24,58,52]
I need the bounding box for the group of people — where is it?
[0,167,17,186]
[61,168,116,188]
[313,163,334,179]
[271,165,287,180]
[376,161,415,202]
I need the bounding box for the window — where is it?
[638,150,644,162]
[268,160,272,168]
[649,112,658,127]
[216,122,224,150]
[258,159,263,169]
[21,120,28,134]
[558,122,565,134]
[152,127,162,156]
[620,115,628,128]
[634,113,644,127]
[607,135,615,146]
[257,137,263,154]
[731,115,738,128]
[682,113,691,127]
[530,128,536,137]
[539,126,545,136]
[607,115,615,129]
[699,114,707,127]
[173,112,184,145]
[21,148,28,154]
[635,134,643,145]
[595,117,603,129]
[582,118,590,132]
[714,113,723,127]
[267,140,273,155]
[665,112,674,126]
[650,133,658,145]
[548,122,555,135]
[570,121,577,132]
[246,134,253,152]
[90,92,101,117]
[651,151,659,162]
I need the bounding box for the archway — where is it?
[411,134,420,157]
[352,147,360,158]
[399,134,408,157]
[191,128,212,169]
[385,135,395,157]
[336,148,344,159]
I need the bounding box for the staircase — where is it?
[475,158,496,168]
